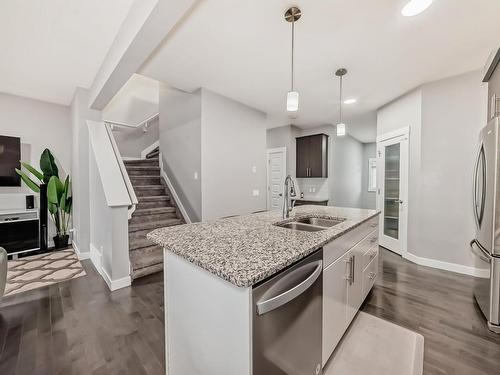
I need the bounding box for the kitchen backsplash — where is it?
[296,178,329,200]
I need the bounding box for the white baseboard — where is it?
[141,140,160,159]
[73,241,90,260]
[89,243,103,275]
[101,267,131,291]
[404,251,490,278]
[159,153,192,224]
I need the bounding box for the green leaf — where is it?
[40,149,59,183]
[48,202,58,215]
[64,196,72,214]
[60,190,66,212]
[47,176,63,205]
[20,162,43,182]
[15,169,40,193]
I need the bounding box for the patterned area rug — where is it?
[5,249,86,297]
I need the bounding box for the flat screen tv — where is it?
[0,135,21,186]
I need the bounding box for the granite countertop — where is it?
[147,205,379,288]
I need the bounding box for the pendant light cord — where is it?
[339,75,343,123]
[291,20,295,92]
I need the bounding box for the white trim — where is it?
[376,126,410,143]
[377,131,409,257]
[73,241,90,260]
[159,153,192,224]
[403,251,490,278]
[141,140,160,159]
[101,266,132,291]
[266,147,287,211]
[89,243,103,274]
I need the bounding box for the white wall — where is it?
[201,89,267,220]
[0,92,71,193]
[112,117,159,158]
[159,87,267,221]
[71,88,102,257]
[332,133,364,208]
[159,86,202,221]
[416,70,487,268]
[0,92,71,244]
[376,70,488,274]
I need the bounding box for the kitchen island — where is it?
[148,206,379,375]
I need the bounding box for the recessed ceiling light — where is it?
[344,98,357,104]
[401,0,433,17]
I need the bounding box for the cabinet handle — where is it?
[344,257,352,283]
[351,255,355,284]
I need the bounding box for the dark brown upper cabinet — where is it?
[296,134,329,178]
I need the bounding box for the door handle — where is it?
[256,260,322,315]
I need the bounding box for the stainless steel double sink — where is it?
[276,216,345,232]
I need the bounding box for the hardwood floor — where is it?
[0,261,165,375]
[362,247,500,375]
[0,248,499,374]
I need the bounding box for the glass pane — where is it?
[384,143,400,239]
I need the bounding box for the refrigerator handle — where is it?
[470,239,491,263]
[472,144,486,228]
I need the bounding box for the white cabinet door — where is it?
[322,252,350,366]
[346,244,365,325]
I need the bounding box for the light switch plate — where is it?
[194,172,198,180]
[252,166,257,173]
[252,189,260,196]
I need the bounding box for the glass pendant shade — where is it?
[336,123,346,137]
[287,91,299,112]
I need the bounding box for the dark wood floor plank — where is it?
[1,247,500,374]
[362,247,500,375]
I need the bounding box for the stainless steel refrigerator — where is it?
[471,116,500,333]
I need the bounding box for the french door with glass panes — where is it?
[377,130,409,255]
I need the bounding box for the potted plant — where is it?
[15,149,72,249]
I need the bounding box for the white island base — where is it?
[162,215,379,375]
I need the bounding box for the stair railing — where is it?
[105,113,159,133]
[104,123,139,219]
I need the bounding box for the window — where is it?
[368,158,377,192]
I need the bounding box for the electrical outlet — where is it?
[252,166,257,173]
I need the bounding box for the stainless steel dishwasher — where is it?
[252,249,323,375]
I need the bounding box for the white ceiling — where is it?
[0,0,133,105]
[141,0,500,142]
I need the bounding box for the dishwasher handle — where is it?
[256,260,322,316]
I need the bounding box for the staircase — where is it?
[124,155,184,279]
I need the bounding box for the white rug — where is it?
[4,248,86,296]
[324,312,424,375]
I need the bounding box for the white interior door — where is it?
[267,148,286,211]
[377,131,409,255]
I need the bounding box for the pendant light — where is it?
[335,68,347,137]
[285,7,301,112]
